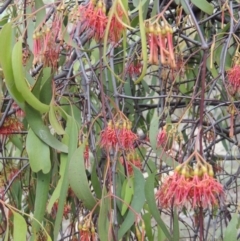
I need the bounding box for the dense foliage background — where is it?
[0,0,239,240]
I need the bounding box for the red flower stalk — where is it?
[84,143,90,168]
[227,64,240,90]
[0,117,23,136]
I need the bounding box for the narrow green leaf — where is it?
[25,103,68,153]
[3,222,9,241]
[47,153,67,213]
[158,225,167,241]
[143,213,154,241]
[31,171,51,238]
[49,104,65,135]
[91,161,102,199]
[223,213,239,241]
[53,117,78,241]
[13,211,27,241]
[0,23,24,106]
[26,128,51,174]
[98,192,111,241]
[191,0,213,15]
[121,178,134,216]
[35,0,46,27]
[12,41,49,113]
[118,167,145,239]
[69,146,97,211]
[173,208,180,241]
[145,173,172,240]
[134,0,147,84]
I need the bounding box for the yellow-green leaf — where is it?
[13,211,27,241]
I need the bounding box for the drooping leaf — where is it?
[143,212,154,241]
[12,41,49,113]
[91,161,102,199]
[13,211,27,241]
[190,0,213,15]
[31,171,51,239]
[53,116,78,240]
[0,23,24,106]
[47,153,67,213]
[26,128,51,174]
[118,167,145,239]
[223,213,239,241]
[121,177,134,216]
[145,173,172,240]
[69,146,97,211]
[98,191,111,241]
[25,103,68,153]
[173,208,180,241]
[49,104,65,135]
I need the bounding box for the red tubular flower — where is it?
[79,222,96,241]
[156,168,192,209]
[109,3,126,44]
[92,0,108,41]
[33,32,43,65]
[100,120,118,149]
[227,64,240,90]
[119,121,138,150]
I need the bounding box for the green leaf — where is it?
[145,173,172,240]
[25,103,68,153]
[121,178,134,216]
[0,23,24,106]
[26,128,51,174]
[91,161,102,199]
[69,146,97,211]
[158,225,167,241]
[31,171,51,238]
[12,41,49,113]
[35,0,46,27]
[13,211,27,241]
[143,212,154,241]
[98,191,111,241]
[49,104,65,135]
[173,208,180,241]
[223,213,239,241]
[190,0,213,15]
[53,116,78,240]
[47,153,67,213]
[118,167,145,239]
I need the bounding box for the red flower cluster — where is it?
[0,117,23,136]
[156,125,176,151]
[78,221,96,241]
[156,161,225,209]
[145,21,176,68]
[33,9,64,68]
[78,0,126,43]
[126,62,142,78]
[100,119,138,150]
[120,152,142,176]
[227,64,240,90]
